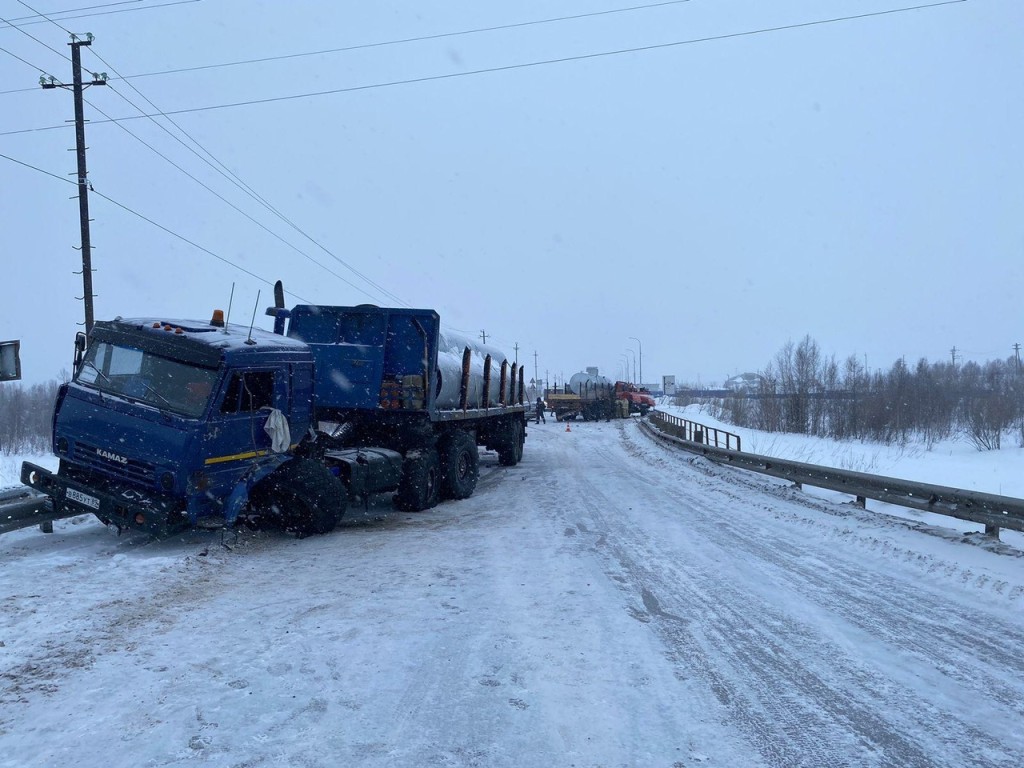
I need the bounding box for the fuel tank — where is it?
[568,371,614,402]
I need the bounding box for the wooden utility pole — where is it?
[42,33,107,333]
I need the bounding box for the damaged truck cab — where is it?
[23,291,527,537]
[24,313,314,536]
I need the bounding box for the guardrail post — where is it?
[984,524,1000,539]
[39,521,54,534]
[856,495,867,509]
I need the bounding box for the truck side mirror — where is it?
[73,332,87,372]
[0,339,21,382]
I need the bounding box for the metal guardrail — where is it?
[645,410,1024,539]
[649,410,742,451]
[0,486,65,536]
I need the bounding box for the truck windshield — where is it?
[77,341,219,418]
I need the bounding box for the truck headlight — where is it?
[160,471,175,491]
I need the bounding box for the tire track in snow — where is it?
[567,454,927,767]
[625,428,1024,717]
[624,428,1024,764]
[541,421,1024,767]
[0,535,228,720]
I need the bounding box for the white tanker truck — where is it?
[547,368,623,422]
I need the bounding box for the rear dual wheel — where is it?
[394,448,441,512]
[497,418,525,466]
[440,431,479,500]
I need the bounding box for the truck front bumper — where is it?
[21,461,187,537]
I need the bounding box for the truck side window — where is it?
[220,371,274,414]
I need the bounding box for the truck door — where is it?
[204,368,289,467]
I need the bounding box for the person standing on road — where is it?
[535,396,546,424]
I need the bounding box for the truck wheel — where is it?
[257,459,346,536]
[394,448,441,511]
[440,431,479,500]
[497,418,524,466]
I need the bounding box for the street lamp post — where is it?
[626,349,637,384]
[629,336,643,387]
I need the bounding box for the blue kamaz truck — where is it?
[22,285,528,537]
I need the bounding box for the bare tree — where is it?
[0,380,60,455]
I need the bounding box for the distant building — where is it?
[724,372,763,392]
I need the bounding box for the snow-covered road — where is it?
[2,419,1023,767]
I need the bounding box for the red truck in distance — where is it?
[615,381,655,415]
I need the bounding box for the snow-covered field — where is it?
[1,413,1023,767]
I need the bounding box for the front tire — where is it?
[254,459,346,536]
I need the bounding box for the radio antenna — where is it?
[224,283,235,333]
[245,290,261,345]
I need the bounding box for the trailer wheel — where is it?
[440,431,479,500]
[256,459,346,536]
[394,448,441,511]
[497,418,524,466]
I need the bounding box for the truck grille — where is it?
[75,442,157,487]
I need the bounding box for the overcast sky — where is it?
[2,0,1021,388]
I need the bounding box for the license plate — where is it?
[66,487,100,510]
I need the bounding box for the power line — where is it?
[0,0,970,337]
[14,0,73,35]
[3,150,536,349]
[83,70,411,307]
[0,148,68,182]
[14,0,409,306]
[5,140,511,343]
[0,0,200,29]
[104,1,695,82]
[0,43,54,73]
[86,85,393,304]
[17,3,407,309]
[0,1,693,96]
[0,149,312,305]
[90,186,313,304]
[3,1,142,25]
[0,0,968,137]
[0,10,71,63]
[0,2,198,92]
